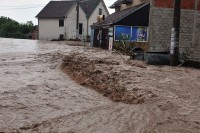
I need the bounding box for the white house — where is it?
[36,0,109,41]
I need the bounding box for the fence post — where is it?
[149,0,154,50]
[170,0,182,66]
[192,0,198,48]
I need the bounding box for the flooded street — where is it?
[0,38,200,133]
[0,38,38,53]
[0,38,112,132]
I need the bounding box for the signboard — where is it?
[132,27,148,42]
[114,25,148,42]
[114,26,132,41]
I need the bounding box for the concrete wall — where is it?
[149,1,200,60]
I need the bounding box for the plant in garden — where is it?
[115,33,133,56]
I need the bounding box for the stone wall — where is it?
[149,5,200,60]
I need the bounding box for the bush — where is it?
[0,16,34,39]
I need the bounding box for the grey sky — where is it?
[0,0,115,25]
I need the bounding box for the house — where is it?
[36,0,109,41]
[91,1,150,50]
[92,0,200,60]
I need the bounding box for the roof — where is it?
[110,0,133,8]
[80,0,101,18]
[93,2,150,28]
[36,0,108,18]
[110,0,122,8]
[36,1,75,18]
[121,0,133,4]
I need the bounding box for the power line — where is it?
[0,6,45,10]
[0,4,46,7]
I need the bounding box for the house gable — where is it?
[115,3,150,26]
[92,2,150,28]
[65,4,87,39]
[80,0,109,18]
[88,1,109,35]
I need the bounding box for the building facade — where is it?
[36,0,109,41]
[149,0,200,60]
[108,0,200,60]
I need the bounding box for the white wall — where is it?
[65,5,87,40]
[88,1,109,36]
[39,18,65,41]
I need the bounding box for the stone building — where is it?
[100,0,200,60]
[149,0,200,60]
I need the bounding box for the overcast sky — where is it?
[0,0,115,25]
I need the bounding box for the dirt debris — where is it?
[59,50,200,132]
[61,52,157,104]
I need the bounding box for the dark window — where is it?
[99,8,102,15]
[60,34,64,40]
[79,23,83,35]
[59,19,64,27]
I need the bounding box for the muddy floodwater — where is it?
[0,38,200,133]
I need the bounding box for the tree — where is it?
[0,16,34,39]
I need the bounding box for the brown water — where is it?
[0,38,38,53]
[0,38,199,133]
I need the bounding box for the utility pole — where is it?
[86,3,89,42]
[170,0,181,66]
[76,0,80,40]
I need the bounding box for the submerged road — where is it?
[0,38,199,133]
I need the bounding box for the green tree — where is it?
[0,16,34,39]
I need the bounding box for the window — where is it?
[59,19,64,27]
[59,34,64,40]
[99,8,102,15]
[79,23,83,35]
